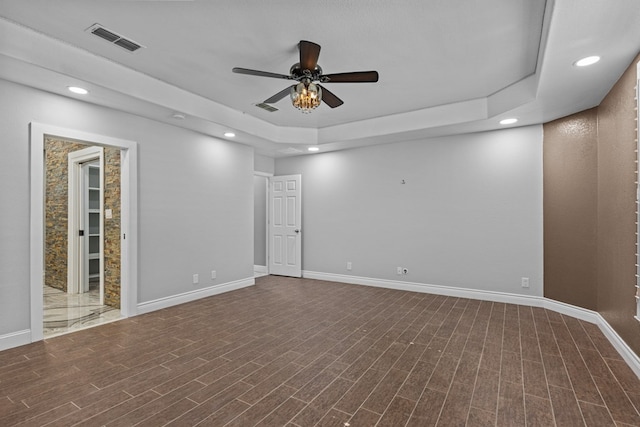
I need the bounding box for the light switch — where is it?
[105,209,113,219]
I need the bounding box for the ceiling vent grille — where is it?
[255,103,278,112]
[86,23,144,52]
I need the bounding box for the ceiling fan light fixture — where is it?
[291,79,322,113]
[233,40,378,112]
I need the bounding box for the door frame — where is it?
[30,122,138,342]
[68,147,104,301]
[254,172,272,276]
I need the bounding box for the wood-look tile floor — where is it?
[2,276,640,426]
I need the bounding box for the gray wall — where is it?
[276,125,544,296]
[254,153,275,175]
[0,79,254,337]
[254,175,267,266]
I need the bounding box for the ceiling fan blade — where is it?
[232,67,293,80]
[299,40,321,71]
[321,71,379,83]
[264,86,295,104]
[318,85,344,108]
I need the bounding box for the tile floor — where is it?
[2,275,640,426]
[43,284,121,338]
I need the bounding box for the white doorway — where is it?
[254,173,271,277]
[30,123,138,342]
[269,174,302,277]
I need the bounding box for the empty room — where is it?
[2,0,640,425]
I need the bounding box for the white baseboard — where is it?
[137,276,255,315]
[254,265,268,277]
[302,270,640,378]
[0,329,31,352]
[302,271,545,307]
[541,298,600,323]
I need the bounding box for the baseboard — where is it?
[137,276,255,315]
[541,298,600,323]
[254,265,268,278]
[0,329,31,352]
[302,271,545,307]
[302,270,640,378]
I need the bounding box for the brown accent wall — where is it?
[44,137,121,308]
[543,108,598,310]
[544,53,640,356]
[597,55,640,354]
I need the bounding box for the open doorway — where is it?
[254,173,270,277]
[30,122,138,343]
[43,137,120,337]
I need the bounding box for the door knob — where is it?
[294,229,300,233]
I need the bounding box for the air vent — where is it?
[91,26,119,43]
[114,38,142,52]
[255,103,278,112]
[86,23,144,52]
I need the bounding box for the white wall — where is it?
[275,125,544,296]
[0,79,254,338]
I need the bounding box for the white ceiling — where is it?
[0,0,639,157]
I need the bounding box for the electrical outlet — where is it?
[521,277,529,288]
[192,274,199,284]
[403,268,409,275]
[397,267,402,275]
[211,270,216,280]
[347,262,352,271]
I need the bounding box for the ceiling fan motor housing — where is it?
[290,63,323,82]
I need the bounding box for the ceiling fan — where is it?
[232,40,379,112]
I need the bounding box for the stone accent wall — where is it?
[44,137,121,308]
[103,148,121,308]
[45,138,86,292]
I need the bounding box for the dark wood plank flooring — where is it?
[1,275,640,426]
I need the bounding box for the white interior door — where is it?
[82,160,101,295]
[68,146,104,303]
[269,174,302,277]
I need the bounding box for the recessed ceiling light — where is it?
[500,118,518,125]
[308,147,319,152]
[574,56,600,67]
[224,132,236,138]
[68,86,88,95]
